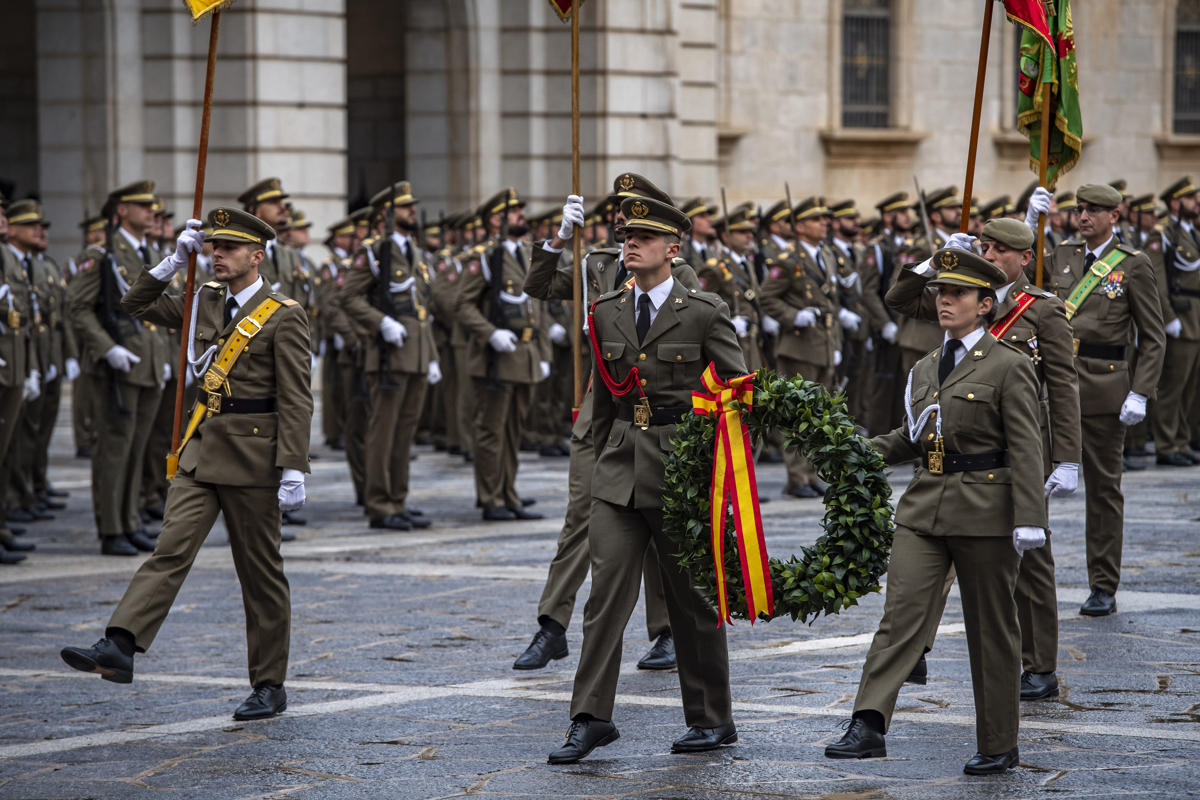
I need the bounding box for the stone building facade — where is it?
[5,0,1200,263]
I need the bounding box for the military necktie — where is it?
[138,244,150,266]
[270,242,279,273]
[938,339,962,385]
[1084,251,1097,271]
[224,296,237,329]
[22,255,34,286]
[402,237,412,266]
[615,261,628,289]
[636,292,652,345]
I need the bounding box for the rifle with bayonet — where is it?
[98,206,132,418]
[375,181,402,389]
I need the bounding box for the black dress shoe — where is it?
[75,446,92,459]
[547,717,619,764]
[281,510,306,526]
[0,549,26,564]
[784,483,822,499]
[1158,452,1194,467]
[508,506,544,520]
[521,497,537,507]
[125,531,156,552]
[1125,446,1150,458]
[369,514,413,531]
[1123,456,1146,472]
[137,508,152,524]
[464,451,473,463]
[1080,586,1116,616]
[637,634,676,670]
[6,509,34,523]
[8,524,25,535]
[520,442,539,452]
[539,444,568,457]
[101,535,139,556]
[758,450,784,464]
[483,506,517,521]
[46,484,69,499]
[825,718,887,759]
[145,503,165,521]
[963,745,1019,775]
[671,721,737,753]
[139,525,160,540]
[41,499,67,511]
[1020,670,1059,701]
[513,628,568,670]
[60,638,134,684]
[399,512,431,529]
[905,652,927,685]
[447,445,462,456]
[407,508,424,516]
[2,536,35,552]
[27,507,54,521]
[327,437,344,450]
[233,684,287,720]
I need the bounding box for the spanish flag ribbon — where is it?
[691,363,772,625]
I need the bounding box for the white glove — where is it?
[64,357,80,382]
[105,345,142,373]
[1024,187,1053,233]
[865,336,874,352]
[540,360,551,379]
[45,364,58,383]
[946,233,977,252]
[1043,462,1079,498]
[151,219,205,280]
[732,316,749,337]
[1119,392,1147,426]
[311,353,318,372]
[761,316,780,336]
[318,339,327,358]
[1013,526,1047,557]
[1166,318,1183,339]
[558,195,586,241]
[793,309,817,328]
[489,329,519,353]
[23,370,40,401]
[427,360,442,385]
[332,332,345,350]
[838,308,861,332]
[163,362,172,382]
[881,321,898,343]
[278,468,306,512]
[549,323,567,344]
[833,349,843,367]
[380,316,407,347]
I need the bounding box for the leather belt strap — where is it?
[204,395,276,414]
[927,449,1009,473]
[1073,339,1126,360]
[615,404,691,426]
[1173,288,1200,298]
[167,296,285,480]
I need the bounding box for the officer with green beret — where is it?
[548,196,745,764]
[62,207,312,721]
[67,180,168,555]
[827,248,1046,775]
[886,217,1081,700]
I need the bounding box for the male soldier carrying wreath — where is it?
[61,209,313,722]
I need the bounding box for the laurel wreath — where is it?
[662,370,896,623]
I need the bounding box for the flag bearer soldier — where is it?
[886,218,1081,700]
[61,208,312,721]
[515,174,699,672]
[67,180,167,556]
[863,193,906,434]
[1029,184,1165,616]
[702,201,770,373]
[547,196,745,764]
[317,215,356,450]
[428,213,466,457]
[341,183,440,531]
[760,196,857,498]
[894,187,958,382]
[825,249,1047,775]
[1152,178,1200,467]
[453,189,549,521]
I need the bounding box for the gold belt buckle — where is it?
[825,314,833,328]
[203,366,227,393]
[206,391,222,416]
[7,310,19,329]
[236,316,263,338]
[633,398,651,430]
[521,327,534,343]
[928,436,945,475]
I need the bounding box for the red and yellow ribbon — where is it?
[691,363,772,625]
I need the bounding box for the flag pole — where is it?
[570,0,584,414]
[959,0,995,233]
[1035,86,1051,288]
[171,9,221,467]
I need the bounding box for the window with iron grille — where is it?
[843,0,891,128]
[1177,0,1200,133]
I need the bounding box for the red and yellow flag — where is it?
[547,0,586,22]
[184,0,236,22]
[692,364,772,625]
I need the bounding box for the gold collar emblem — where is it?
[214,209,230,227]
[631,201,649,219]
[940,251,958,270]
[619,174,635,191]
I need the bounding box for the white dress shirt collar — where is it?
[997,281,1015,306]
[1087,234,1115,261]
[941,325,987,368]
[7,243,31,261]
[832,237,853,257]
[119,226,148,253]
[503,238,524,258]
[633,276,675,327]
[227,276,265,320]
[771,234,791,251]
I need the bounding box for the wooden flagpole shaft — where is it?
[960,0,994,233]
[1035,84,1051,288]
[570,0,584,412]
[172,9,221,456]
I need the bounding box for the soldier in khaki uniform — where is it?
[341,184,440,531]
[61,208,312,722]
[702,202,769,373]
[826,249,1046,775]
[886,218,1082,701]
[68,216,108,459]
[548,197,744,765]
[894,187,959,381]
[316,215,356,450]
[863,193,906,435]
[333,208,374,504]
[67,181,167,555]
[428,214,467,457]
[1033,184,1165,616]
[677,198,716,275]
[759,196,856,497]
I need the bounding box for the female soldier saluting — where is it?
[825,249,1047,775]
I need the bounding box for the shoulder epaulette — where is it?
[595,287,625,304]
[705,257,718,266]
[997,338,1026,355]
[204,280,223,289]
[471,244,486,254]
[275,295,299,307]
[689,290,722,306]
[1116,243,1142,256]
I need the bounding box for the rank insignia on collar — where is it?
[973,350,983,357]
[674,297,683,304]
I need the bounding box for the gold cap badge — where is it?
[214,209,230,227]
[940,251,959,270]
[619,174,635,191]
[631,200,649,219]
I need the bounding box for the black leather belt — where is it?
[205,393,276,414]
[928,450,1009,473]
[616,404,691,426]
[1074,340,1126,360]
[1174,288,1200,299]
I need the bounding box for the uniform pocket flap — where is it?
[226,416,278,437]
[248,339,270,355]
[949,384,993,402]
[1083,358,1128,374]
[911,382,931,401]
[961,467,1012,484]
[657,342,702,363]
[601,341,625,361]
[660,425,679,452]
[196,325,217,341]
[606,419,628,447]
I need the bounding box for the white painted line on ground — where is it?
[728,623,965,660]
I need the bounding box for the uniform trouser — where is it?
[776,355,836,487]
[94,381,162,535]
[854,527,1021,755]
[869,339,904,436]
[1082,412,1127,594]
[9,399,38,512]
[1151,338,1200,457]
[341,362,368,499]
[924,531,1058,674]
[534,346,572,447]
[455,345,477,455]
[108,469,290,687]
[843,337,872,428]
[0,386,26,547]
[536,413,670,640]
[31,376,62,498]
[140,376,177,510]
[572,499,730,725]
[441,346,460,450]
[72,371,97,451]
[364,372,428,519]
[472,378,532,509]
[321,349,345,443]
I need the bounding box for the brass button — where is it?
[967,393,975,399]
[932,391,938,398]
[1109,364,1114,370]
[639,354,646,361]
[639,379,647,387]
[606,352,611,358]
[676,355,683,361]
[1010,335,1017,340]
[253,427,259,434]
[927,433,934,440]
[988,473,994,480]
[930,411,936,418]
[218,338,225,345]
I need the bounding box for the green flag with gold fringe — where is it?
[1016,0,1082,189]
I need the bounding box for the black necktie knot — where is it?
[636,292,652,344]
[224,297,237,329]
[1084,251,1097,269]
[938,339,962,385]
